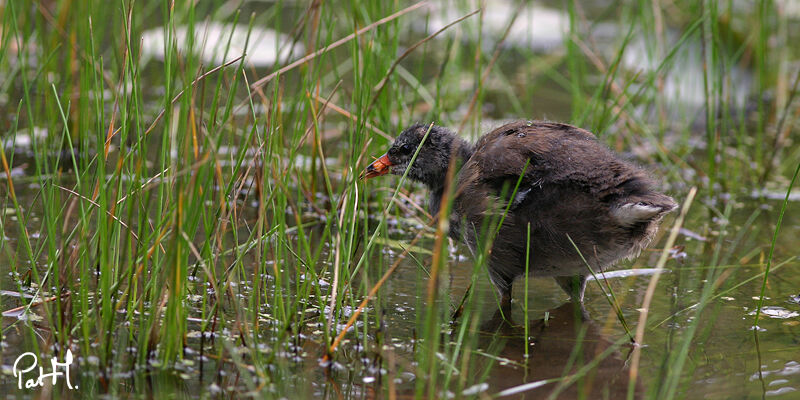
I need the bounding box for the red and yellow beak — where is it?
[361,153,393,179]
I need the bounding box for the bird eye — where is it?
[401,143,416,153]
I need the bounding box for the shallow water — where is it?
[4,176,799,398]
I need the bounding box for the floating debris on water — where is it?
[749,306,800,319]
[585,268,669,281]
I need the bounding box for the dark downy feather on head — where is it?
[384,123,474,191]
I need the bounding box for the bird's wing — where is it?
[459,121,598,202]
[457,120,670,212]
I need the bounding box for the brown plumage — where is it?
[364,121,677,307]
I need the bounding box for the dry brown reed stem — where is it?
[311,94,392,140]
[368,187,432,221]
[323,222,431,361]
[2,293,71,317]
[457,2,523,131]
[426,148,459,304]
[249,1,429,90]
[103,20,129,158]
[628,186,697,384]
[115,168,170,205]
[0,145,17,201]
[296,81,343,149]
[54,184,139,241]
[367,8,481,116]
[143,56,244,137]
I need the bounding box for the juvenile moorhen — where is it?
[363,121,677,307]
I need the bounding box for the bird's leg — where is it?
[488,270,514,312]
[499,291,512,310]
[555,275,591,322]
[554,275,587,303]
[494,289,513,323]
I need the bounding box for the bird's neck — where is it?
[426,137,474,216]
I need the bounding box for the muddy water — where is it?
[2,189,799,398]
[357,198,800,399]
